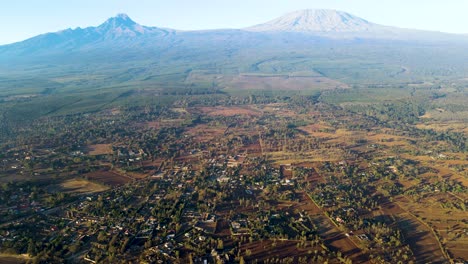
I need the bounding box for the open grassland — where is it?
[223,74,349,91]
[416,121,468,134]
[49,178,108,194]
[195,105,261,117]
[321,87,413,105]
[257,103,298,117]
[86,144,113,156]
[186,70,349,91]
[145,119,186,130]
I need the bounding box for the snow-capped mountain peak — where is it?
[247,9,378,32]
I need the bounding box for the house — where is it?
[357,234,370,241]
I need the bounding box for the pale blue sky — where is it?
[1,0,467,44]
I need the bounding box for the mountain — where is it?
[0,13,174,57]
[1,10,467,59]
[245,9,468,41]
[1,10,468,95]
[94,13,171,39]
[247,9,379,33]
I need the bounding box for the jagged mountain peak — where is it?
[246,9,378,33]
[100,13,137,28]
[95,14,160,39]
[98,14,141,34]
[116,13,130,19]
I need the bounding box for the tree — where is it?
[27,239,37,256]
[144,239,152,249]
[97,231,107,242]
[217,239,224,250]
[69,242,80,254]
[239,256,245,264]
[120,237,130,253]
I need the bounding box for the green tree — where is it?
[27,239,37,256]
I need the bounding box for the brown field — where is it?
[195,106,261,117]
[300,193,368,263]
[214,219,232,237]
[195,221,216,234]
[395,194,468,261]
[269,148,348,165]
[0,173,46,183]
[86,144,113,156]
[186,124,227,142]
[297,122,334,134]
[239,142,263,156]
[120,170,148,180]
[49,178,108,194]
[388,197,451,263]
[295,192,322,215]
[0,255,28,264]
[83,170,132,186]
[259,103,298,117]
[311,214,368,263]
[396,213,448,264]
[223,74,349,91]
[380,200,449,263]
[398,178,420,190]
[326,129,367,145]
[366,133,411,147]
[296,127,370,148]
[142,158,165,167]
[145,119,186,129]
[240,240,334,263]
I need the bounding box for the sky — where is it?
[1,0,468,45]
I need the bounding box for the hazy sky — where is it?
[1,0,467,44]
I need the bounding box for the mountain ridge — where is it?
[2,9,468,48]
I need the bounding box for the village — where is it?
[0,101,466,263]
[0,145,432,263]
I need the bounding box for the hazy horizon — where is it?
[1,0,468,45]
